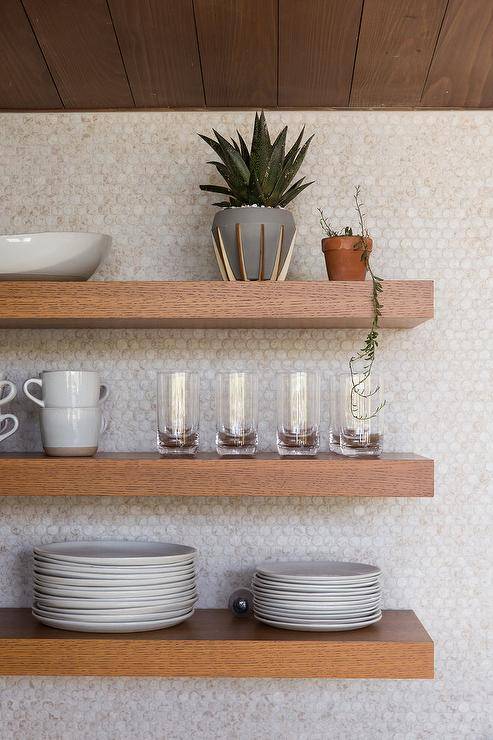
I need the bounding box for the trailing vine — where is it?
[349,186,385,421]
[319,187,386,420]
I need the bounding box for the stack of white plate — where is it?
[32,541,197,633]
[252,561,382,631]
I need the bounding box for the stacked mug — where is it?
[23,371,108,457]
[0,374,18,443]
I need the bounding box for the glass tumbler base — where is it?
[216,445,257,457]
[277,444,319,457]
[157,446,198,457]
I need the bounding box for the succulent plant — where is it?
[199,111,314,208]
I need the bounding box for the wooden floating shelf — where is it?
[0,609,433,678]
[0,452,434,497]
[0,280,434,329]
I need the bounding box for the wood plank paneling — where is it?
[0,609,434,678]
[194,0,277,107]
[279,0,363,107]
[22,0,134,108]
[421,0,493,107]
[0,0,61,109]
[0,281,434,329]
[351,0,448,107]
[0,452,434,498]
[108,0,204,107]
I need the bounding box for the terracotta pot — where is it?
[321,236,372,281]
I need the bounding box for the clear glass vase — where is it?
[331,372,384,457]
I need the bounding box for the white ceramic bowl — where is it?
[0,232,111,280]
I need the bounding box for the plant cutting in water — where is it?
[199,111,314,208]
[320,187,385,420]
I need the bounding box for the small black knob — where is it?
[228,588,253,617]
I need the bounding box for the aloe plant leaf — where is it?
[212,129,250,184]
[283,126,305,168]
[261,126,287,202]
[278,180,314,207]
[237,131,250,166]
[270,134,314,203]
[212,201,233,208]
[250,111,272,185]
[200,185,234,195]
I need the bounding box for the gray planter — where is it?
[212,207,296,281]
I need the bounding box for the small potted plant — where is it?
[319,187,372,281]
[199,112,313,281]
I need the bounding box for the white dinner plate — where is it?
[253,586,380,600]
[33,611,194,632]
[34,599,197,616]
[33,605,193,622]
[253,602,379,619]
[35,594,198,610]
[34,563,195,578]
[34,541,196,565]
[256,561,381,580]
[33,556,196,573]
[255,607,381,623]
[252,577,380,595]
[253,593,382,608]
[256,612,383,631]
[34,584,197,599]
[253,595,381,609]
[254,573,379,587]
[34,572,195,588]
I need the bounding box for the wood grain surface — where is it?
[22,0,134,108]
[108,0,204,107]
[351,0,448,107]
[194,0,277,107]
[0,452,434,498]
[421,0,493,107]
[0,0,61,109]
[0,609,434,678]
[279,0,363,107]
[0,281,434,328]
[1,0,492,109]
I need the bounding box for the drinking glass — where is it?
[334,372,384,457]
[216,372,258,456]
[157,372,199,456]
[277,371,320,456]
[328,375,342,453]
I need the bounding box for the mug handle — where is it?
[0,413,19,442]
[99,384,109,404]
[23,378,44,407]
[0,380,17,407]
[100,414,107,435]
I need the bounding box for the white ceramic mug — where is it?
[0,377,19,442]
[23,371,108,408]
[40,407,106,457]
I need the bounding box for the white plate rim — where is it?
[255,561,381,580]
[34,541,196,565]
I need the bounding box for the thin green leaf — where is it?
[262,126,287,202]
[212,129,250,184]
[237,131,250,166]
[250,111,272,184]
[200,185,233,195]
[278,180,314,207]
